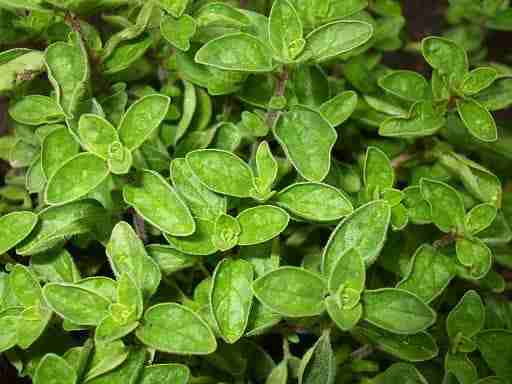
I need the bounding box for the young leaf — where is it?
[141,364,190,384]
[212,214,240,251]
[364,146,394,193]
[322,200,391,274]
[160,14,196,51]
[455,237,492,279]
[319,90,358,127]
[268,0,304,62]
[78,114,119,159]
[362,288,437,334]
[274,105,337,182]
[456,98,497,142]
[45,153,109,205]
[34,353,77,384]
[156,0,189,17]
[421,36,468,87]
[254,141,278,196]
[83,340,129,382]
[378,70,430,102]
[186,149,254,198]
[123,169,195,236]
[252,267,326,317]
[237,205,289,246]
[328,248,365,297]
[0,211,37,255]
[325,298,362,331]
[461,67,498,95]
[195,33,273,72]
[41,126,80,178]
[210,258,254,343]
[446,290,484,341]
[135,303,217,354]
[274,182,353,222]
[118,94,171,151]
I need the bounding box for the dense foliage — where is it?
[0,0,512,383]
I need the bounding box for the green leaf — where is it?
[156,0,189,18]
[107,142,132,175]
[377,363,428,384]
[170,157,227,221]
[17,305,52,349]
[141,364,190,384]
[212,214,240,251]
[445,352,478,384]
[30,248,81,283]
[161,14,196,51]
[41,125,80,178]
[252,267,326,317]
[164,218,217,256]
[274,182,353,222]
[186,149,254,198]
[274,105,336,182]
[83,340,129,382]
[210,258,254,343]
[455,237,492,279]
[123,169,195,236]
[0,312,18,352]
[319,91,358,127]
[446,290,484,343]
[265,360,288,384]
[0,211,37,254]
[378,70,430,102]
[135,303,217,354]
[487,8,512,31]
[17,200,106,256]
[195,33,273,72]
[194,2,250,29]
[325,297,362,331]
[106,222,161,301]
[379,100,446,138]
[421,37,468,87]
[9,95,65,126]
[253,141,278,197]
[298,21,373,63]
[461,67,498,95]
[456,98,497,142]
[8,264,43,307]
[237,205,289,246]
[322,200,391,274]
[0,49,45,93]
[117,94,170,151]
[45,153,109,205]
[465,203,497,235]
[298,331,335,384]
[43,283,110,326]
[146,244,199,275]
[354,325,439,362]
[288,0,367,29]
[362,288,437,334]
[364,146,394,193]
[397,245,455,303]
[78,114,119,159]
[86,346,145,384]
[95,313,138,345]
[268,0,304,62]
[34,353,77,384]
[474,76,512,111]
[420,178,465,234]
[476,330,512,377]
[328,248,365,298]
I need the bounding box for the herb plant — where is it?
[0,0,512,383]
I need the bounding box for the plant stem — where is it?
[132,210,148,243]
[350,344,374,360]
[265,67,290,129]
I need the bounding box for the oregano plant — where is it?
[0,0,512,383]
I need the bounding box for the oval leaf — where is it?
[237,205,289,246]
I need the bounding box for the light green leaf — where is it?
[378,70,430,102]
[274,182,352,222]
[86,347,145,384]
[9,95,65,126]
[76,277,117,302]
[446,290,484,342]
[146,244,199,275]
[274,105,336,182]
[325,298,362,331]
[210,258,254,343]
[0,211,37,255]
[17,305,52,349]
[212,214,240,251]
[319,91,358,127]
[322,200,391,274]
[161,14,196,51]
[83,340,129,382]
[17,200,106,256]
[420,178,465,234]
[43,283,110,326]
[107,141,132,175]
[237,205,289,246]
[118,94,170,151]
[41,125,80,178]
[455,237,492,279]
[0,49,45,93]
[362,288,437,334]
[30,248,81,283]
[172,79,197,146]
[8,264,43,307]
[135,303,217,354]
[328,248,365,297]
[474,76,512,111]
[252,267,326,317]
[0,310,18,352]
[156,0,189,17]
[476,330,512,377]
[186,149,254,198]
[421,36,468,87]
[253,141,278,197]
[461,67,498,95]
[298,21,373,63]
[445,352,478,384]
[34,353,77,384]
[171,157,227,221]
[298,331,336,384]
[45,153,109,205]
[364,146,394,193]
[164,218,217,256]
[354,325,439,362]
[106,221,161,301]
[123,169,195,237]
[465,203,497,235]
[95,313,138,345]
[397,245,455,303]
[195,33,273,72]
[377,363,428,384]
[194,2,250,29]
[141,364,190,384]
[456,98,497,142]
[78,114,119,159]
[268,0,304,62]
